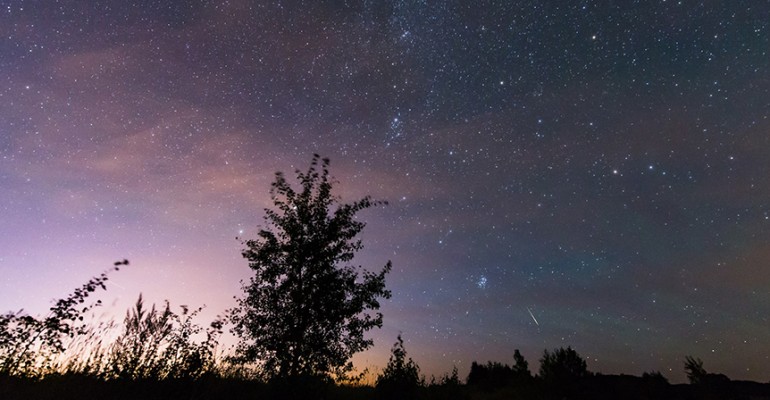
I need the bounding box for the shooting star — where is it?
[527,307,540,326]
[107,280,126,290]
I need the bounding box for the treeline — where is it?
[374,337,770,400]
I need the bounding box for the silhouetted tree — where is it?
[683,356,732,399]
[539,346,589,383]
[427,365,469,400]
[466,361,482,386]
[684,356,706,384]
[230,155,392,381]
[376,334,422,399]
[467,361,513,389]
[512,349,531,379]
[467,349,532,392]
[431,365,461,387]
[641,370,669,384]
[539,346,589,398]
[639,370,671,398]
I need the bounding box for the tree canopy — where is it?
[230,155,391,381]
[539,346,589,384]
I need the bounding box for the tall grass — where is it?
[47,294,227,380]
[0,261,235,381]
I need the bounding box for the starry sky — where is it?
[1,1,770,383]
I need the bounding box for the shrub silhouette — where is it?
[0,260,126,377]
[0,259,225,383]
[376,334,422,399]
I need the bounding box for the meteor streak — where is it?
[527,307,539,326]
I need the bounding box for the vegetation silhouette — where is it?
[5,159,770,399]
[682,355,733,399]
[466,349,533,395]
[4,271,770,400]
[422,365,465,400]
[467,361,514,390]
[103,294,223,380]
[229,154,392,388]
[539,346,590,398]
[375,334,422,399]
[0,260,127,377]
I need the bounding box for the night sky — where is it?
[2,1,770,383]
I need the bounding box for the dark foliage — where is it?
[376,334,422,400]
[0,258,228,384]
[682,356,734,400]
[539,346,590,399]
[684,355,707,384]
[230,155,392,381]
[104,294,223,380]
[467,349,532,390]
[467,361,514,390]
[539,346,589,383]
[424,366,469,400]
[429,365,461,387]
[0,260,127,377]
[642,370,669,384]
[512,349,530,378]
[465,350,535,399]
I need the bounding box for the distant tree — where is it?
[467,349,531,391]
[539,346,589,384]
[684,356,706,384]
[435,365,461,386]
[467,361,513,389]
[376,334,422,399]
[466,361,481,385]
[428,365,468,400]
[230,155,391,381]
[512,349,531,379]
[642,370,669,385]
[683,355,731,390]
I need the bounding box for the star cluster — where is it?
[1,1,769,382]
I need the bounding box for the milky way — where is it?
[1,1,769,382]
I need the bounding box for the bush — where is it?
[0,261,126,377]
[376,334,422,399]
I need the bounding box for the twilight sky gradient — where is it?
[2,1,770,383]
